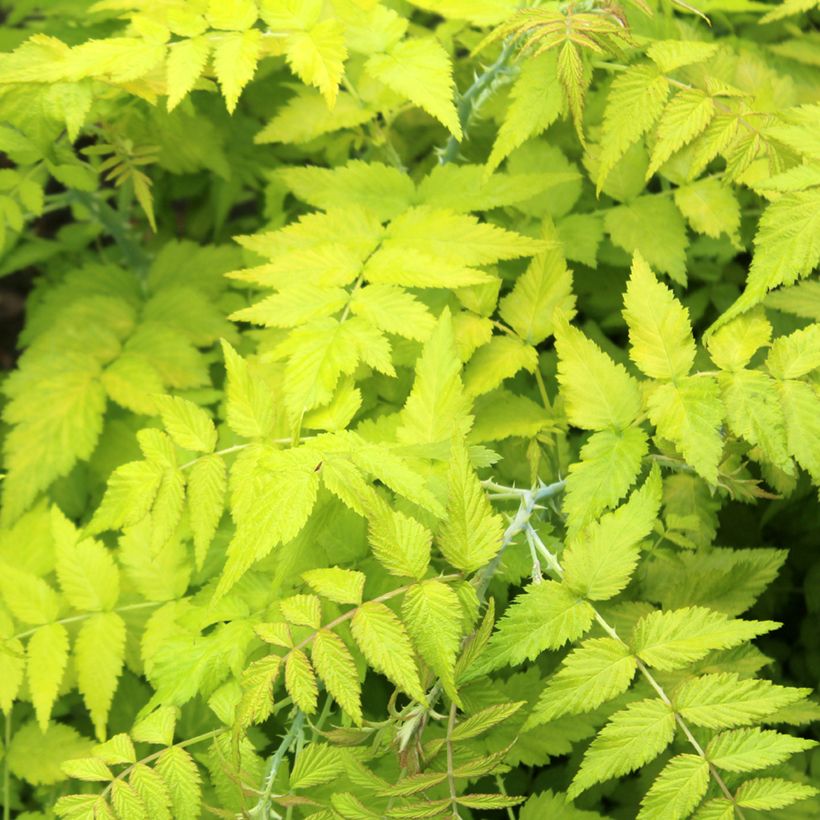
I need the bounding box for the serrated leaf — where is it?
[766,324,820,380]
[55,529,119,612]
[637,754,709,820]
[555,319,641,431]
[155,747,201,820]
[568,699,676,798]
[76,612,126,740]
[89,460,164,534]
[707,311,772,372]
[368,505,432,579]
[156,395,217,453]
[131,706,177,746]
[674,178,740,243]
[290,743,344,790]
[130,763,172,820]
[623,253,695,380]
[220,340,276,438]
[648,90,715,177]
[213,29,260,113]
[350,283,435,342]
[464,335,537,397]
[633,607,779,671]
[706,727,817,772]
[526,638,637,729]
[302,567,365,605]
[563,467,661,601]
[285,649,319,714]
[166,37,210,111]
[187,454,226,569]
[437,441,503,572]
[285,20,347,106]
[311,629,363,725]
[402,580,462,704]
[482,581,595,669]
[735,778,818,810]
[350,601,427,703]
[673,673,811,729]
[28,623,69,731]
[366,38,461,137]
[62,756,113,781]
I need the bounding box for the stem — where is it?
[524,526,743,813]
[445,702,459,818]
[3,708,10,820]
[250,710,306,820]
[439,40,517,165]
[10,601,160,642]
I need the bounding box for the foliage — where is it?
[0,0,818,818]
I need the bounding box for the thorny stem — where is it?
[445,702,460,818]
[439,39,517,165]
[249,710,306,820]
[525,525,744,815]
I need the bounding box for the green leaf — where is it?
[130,763,172,820]
[155,747,201,820]
[54,522,119,612]
[568,699,676,798]
[8,722,92,786]
[633,607,779,671]
[397,309,473,445]
[89,460,164,534]
[368,505,432,579]
[674,179,740,243]
[187,454,227,569]
[623,253,695,380]
[483,581,595,669]
[285,649,319,714]
[350,601,427,703]
[280,594,322,628]
[28,623,69,731]
[648,90,715,178]
[366,38,461,137]
[311,629,363,725]
[564,427,648,533]
[563,467,662,602]
[350,283,436,342]
[647,377,724,484]
[437,441,503,572]
[285,20,347,106]
[402,580,462,704]
[0,565,60,624]
[76,613,126,740]
[156,395,217,453]
[488,51,562,172]
[706,727,817,772]
[779,379,820,483]
[766,324,820,380]
[605,195,688,284]
[673,673,811,729]
[213,29,261,113]
[166,37,210,112]
[554,318,642,431]
[734,778,818,811]
[707,311,772,372]
[498,220,575,346]
[290,743,345,791]
[61,756,113,782]
[131,706,177,746]
[464,335,537,397]
[302,567,365,605]
[637,754,710,820]
[526,638,637,729]
[220,341,276,439]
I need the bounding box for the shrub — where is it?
[0,0,817,818]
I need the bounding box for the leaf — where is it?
[156,395,217,453]
[366,38,461,137]
[368,505,432,580]
[155,747,201,820]
[568,699,676,798]
[93,733,137,765]
[62,756,113,781]
[707,311,772,372]
[397,309,473,445]
[350,284,435,342]
[130,763,172,820]
[302,567,365,605]
[166,37,210,111]
[402,580,462,704]
[89,460,164,534]
[280,594,321,628]
[499,220,575,345]
[285,650,319,714]
[554,319,642,431]
[674,179,740,243]
[706,727,817,772]
[350,601,427,703]
[779,379,820,483]
[187,454,227,569]
[647,40,719,72]
[605,195,688,284]
[623,253,695,380]
[206,0,258,30]
[0,637,25,714]
[647,377,724,484]
[526,637,637,729]
[55,529,119,613]
[557,41,588,142]
[488,51,562,172]
[285,20,347,106]
[464,335,537,397]
[482,581,595,669]
[597,64,670,186]
[213,29,261,113]
[131,706,177,746]
[672,673,811,729]
[766,324,820,380]
[563,466,661,601]
[734,778,818,811]
[637,754,710,820]
[311,629,363,725]
[648,90,715,177]
[290,743,345,791]
[0,565,60,624]
[437,441,503,572]
[76,612,126,740]
[8,722,92,786]
[633,607,779,671]
[564,427,648,533]
[220,340,276,439]
[28,623,69,731]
